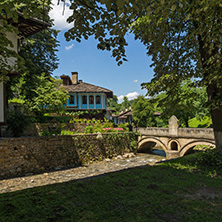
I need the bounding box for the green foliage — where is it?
[8,98,25,104]
[117,123,129,132]
[0,0,52,75]
[189,116,212,128]
[39,130,54,136]
[39,126,62,136]
[154,80,210,127]
[27,74,68,116]
[84,125,94,134]
[3,2,60,108]
[120,96,131,111]
[197,149,222,169]
[107,95,121,112]
[61,129,77,135]
[132,95,155,127]
[6,110,30,137]
[18,28,60,101]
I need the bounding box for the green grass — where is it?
[0,153,222,222]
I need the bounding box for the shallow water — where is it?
[152,149,166,157]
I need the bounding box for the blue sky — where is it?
[50,1,154,102]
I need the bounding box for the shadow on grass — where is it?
[0,160,222,222]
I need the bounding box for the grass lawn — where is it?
[0,153,222,222]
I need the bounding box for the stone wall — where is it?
[0,133,137,179]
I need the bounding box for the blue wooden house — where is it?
[61,72,113,111]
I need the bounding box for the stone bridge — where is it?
[135,116,215,159]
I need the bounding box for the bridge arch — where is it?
[138,137,168,153]
[180,140,216,156]
[168,139,181,151]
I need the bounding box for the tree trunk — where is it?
[207,84,222,150]
[210,108,222,150]
[184,116,189,128]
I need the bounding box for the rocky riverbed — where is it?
[0,153,166,194]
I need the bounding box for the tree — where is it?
[155,80,210,127]
[120,96,131,111]
[27,74,68,117]
[18,28,60,101]
[1,1,60,105]
[62,0,222,148]
[107,95,121,112]
[131,95,155,127]
[0,0,51,75]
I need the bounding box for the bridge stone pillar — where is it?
[166,150,180,159]
[169,115,179,136]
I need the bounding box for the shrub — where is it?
[197,149,222,169]
[117,123,129,132]
[39,130,54,136]
[6,110,30,137]
[85,125,94,134]
[61,129,77,135]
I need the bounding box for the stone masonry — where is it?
[0,133,137,179]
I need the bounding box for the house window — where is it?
[69,95,74,104]
[89,95,94,104]
[82,95,87,104]
[96,95,101,104]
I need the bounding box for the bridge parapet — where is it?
[135,127,169,136]
[135,127,214,140]
[178,128,214,139]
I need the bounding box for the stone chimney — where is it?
[72,72,78,84]
[60,75,71,85]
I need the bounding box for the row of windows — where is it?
[69,95,101,105]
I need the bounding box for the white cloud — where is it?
[65,43,74,50]
[127,92,140,100]
[133,80,138,83]
[117,95,124,103]
[49,0,73,30]
[118,92,140,103]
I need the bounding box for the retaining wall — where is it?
[0,133,137,179]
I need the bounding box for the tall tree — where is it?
[131,95,155,127]
[28,73,68,117]
[62,0,222,148]
[120,96,131,111]
[1,1,60,104]
[18,28,60,102]
[107,95,121,112]
[154,80,210,127]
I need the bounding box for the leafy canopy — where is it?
[132,95,155,127]
[62,0,221,100]
[0,0,51,74]
[154,80,209,127]
[27,74,68,116]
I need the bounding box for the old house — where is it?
[61,72,113,114]
[113,109,161,125]
[113,109,133,125]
